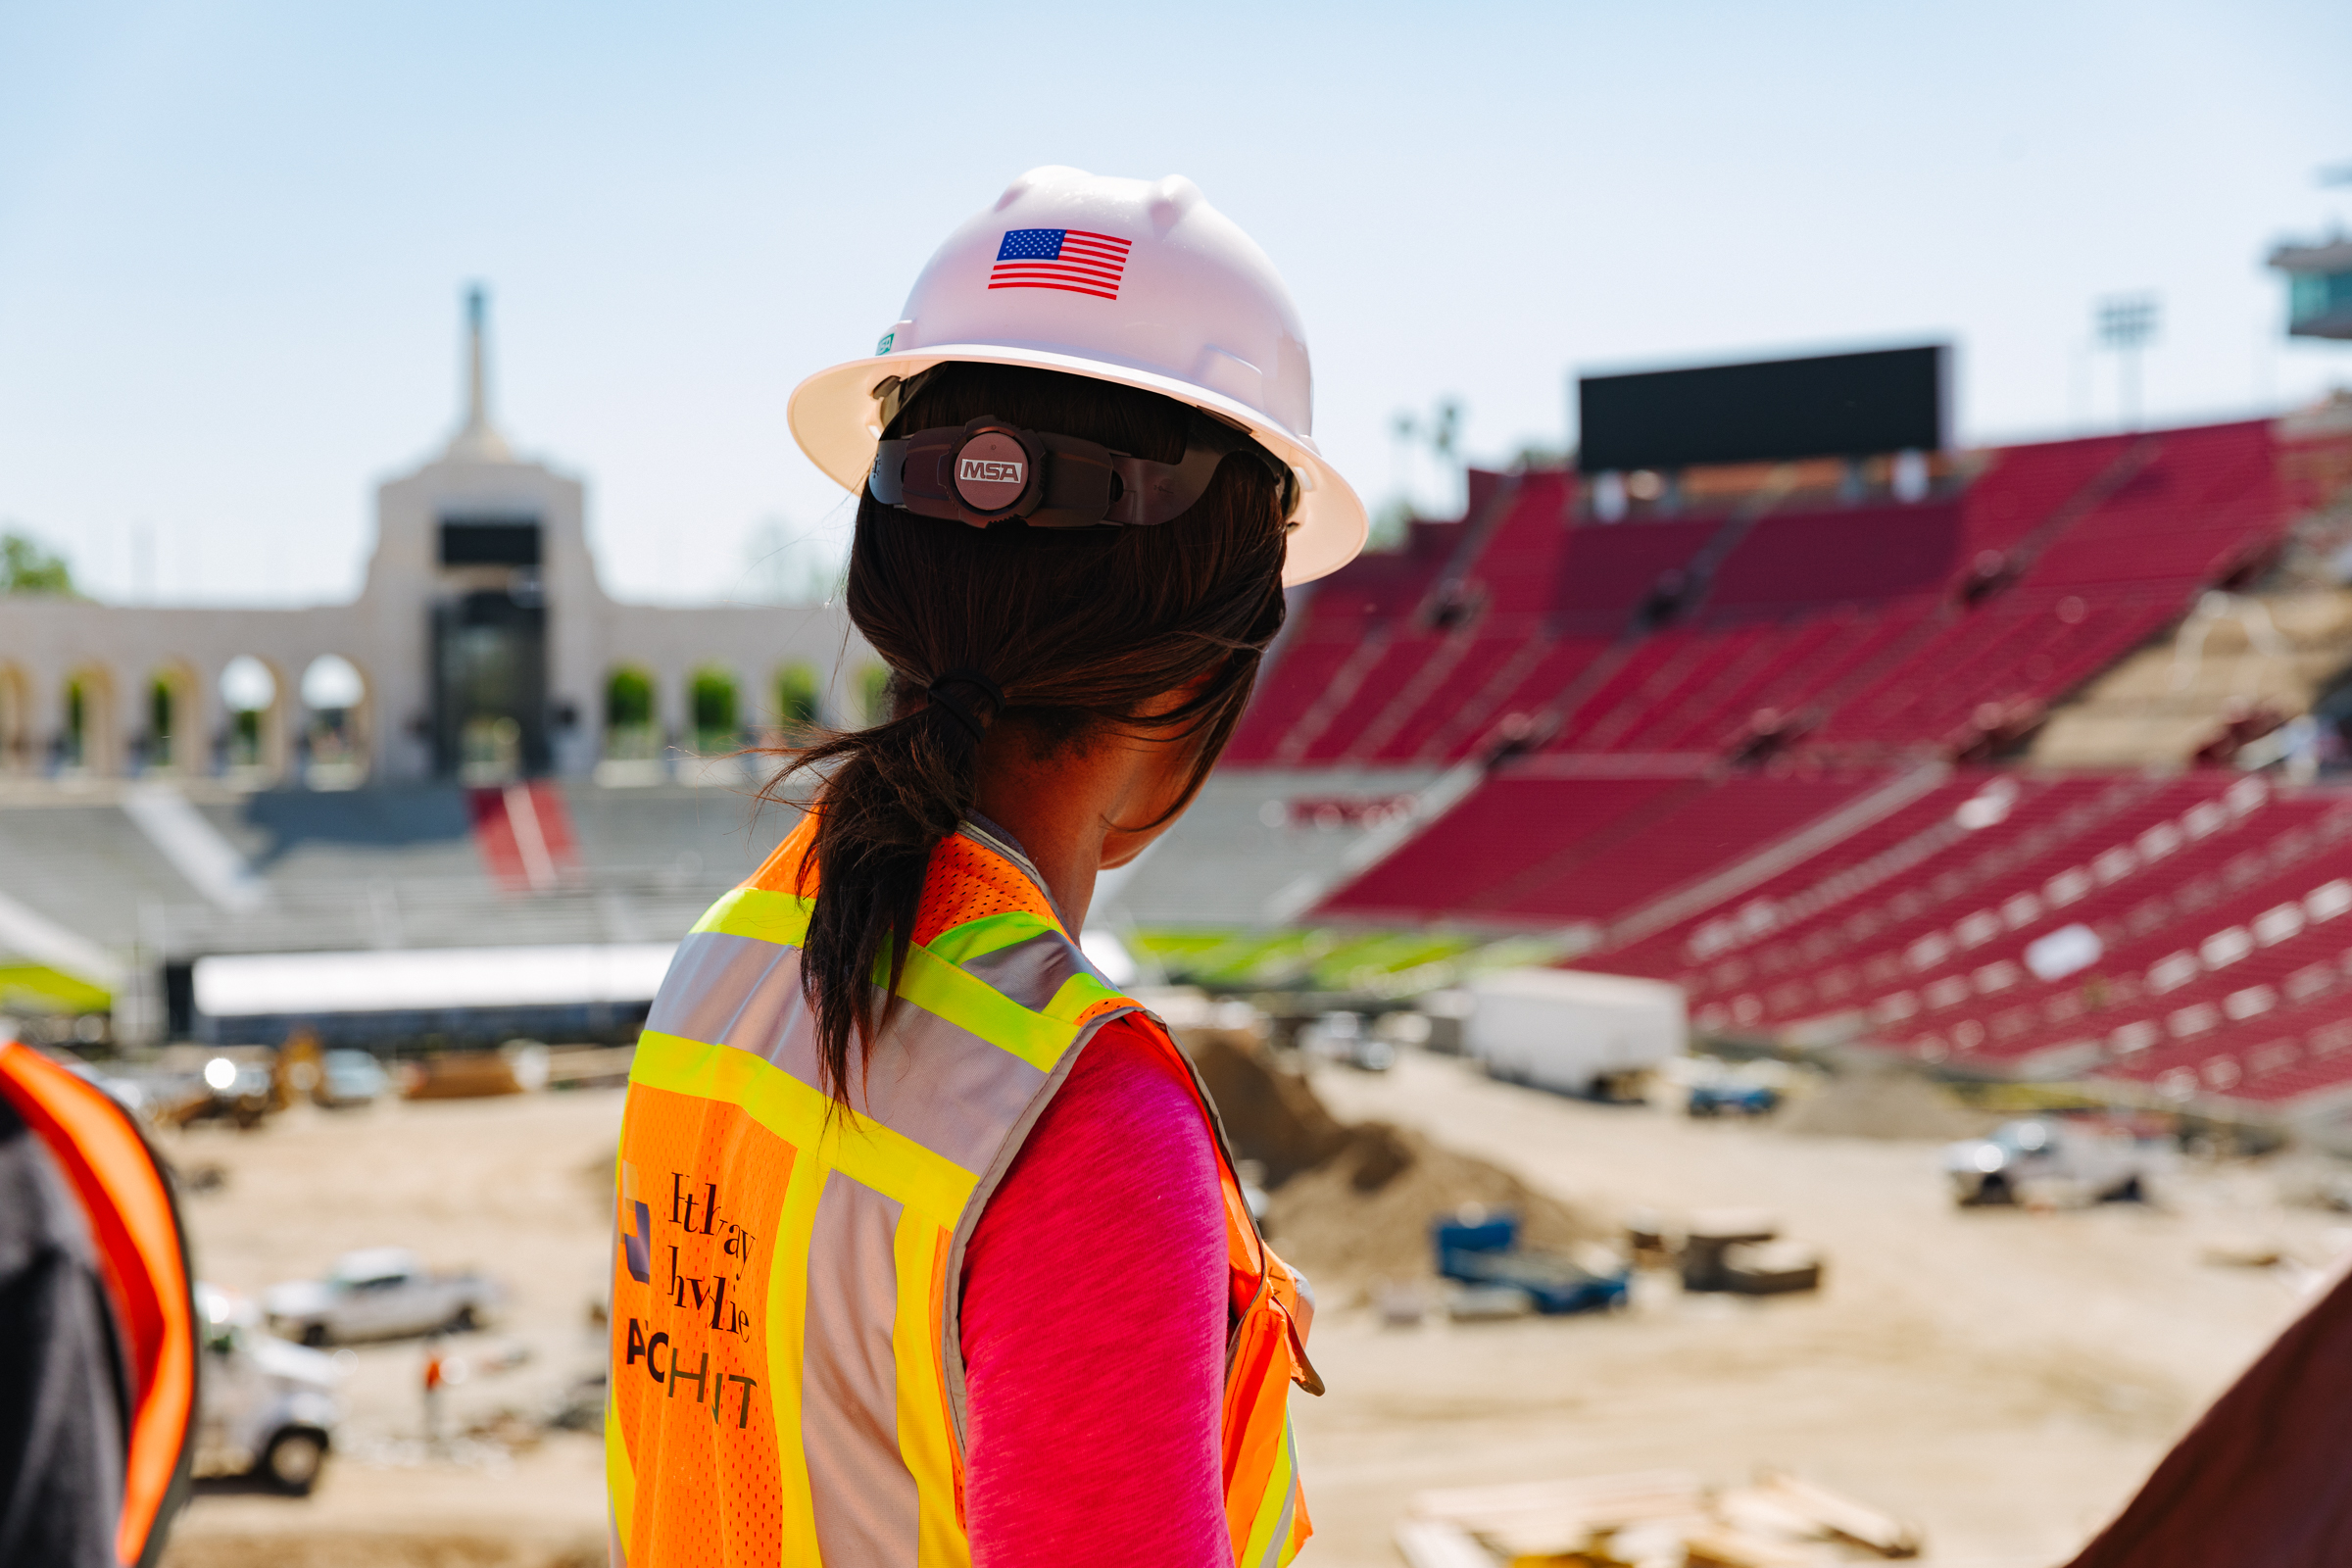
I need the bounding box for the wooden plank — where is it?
[1683,1525,1819,1568]
[1412,1470,1706,1525]
[1395,1517,1501,1568]
[1753,1471,1923,1558]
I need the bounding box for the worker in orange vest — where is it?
[422,1335,447,1450]
[0,1039,198,1568]
[606,167,1364,1566]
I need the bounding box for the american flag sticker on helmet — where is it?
[988,228,1132,302]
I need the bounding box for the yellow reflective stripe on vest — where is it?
[890,1210,963,1568]
[891,946,1078,1074]
[606,1382,636,1544]
[1041,970,1129,1027]
[630,1032,978,1232]
[693,885,814,947]
[1239,1417,1301,1568]
[921,909,1057,967]
[688,890,1086,1077]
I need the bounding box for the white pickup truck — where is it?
[1943,1117,2167,1207]
[264,1247,502,1346]
[195,1284,340,1494]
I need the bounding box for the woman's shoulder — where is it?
[1045,1015,1214,1155]
[961,1011,1224,1317]
[977,1014,1219,1247]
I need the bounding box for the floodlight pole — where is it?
[2096,294,2160,431]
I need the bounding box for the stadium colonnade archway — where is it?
[139,662,202,774]
[0,662,28,773]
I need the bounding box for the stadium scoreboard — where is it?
[2271,238,2352,340]
[1577,344,1948,473]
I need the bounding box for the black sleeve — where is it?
[0,1095,129,1568]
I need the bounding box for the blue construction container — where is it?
[1431,1209,1629,1315]
[1431,1211,1518,1277]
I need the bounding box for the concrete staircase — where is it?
[2028,589,2352,767]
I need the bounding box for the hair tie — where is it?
[927,668,1006,744]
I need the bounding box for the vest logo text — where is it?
[624,1318,760,1427]
[616,1166,765,1437]
[658,1172,759,1338]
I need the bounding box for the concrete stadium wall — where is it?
[0,444,874,785]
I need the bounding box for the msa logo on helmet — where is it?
[957,457,1024,486]
[952,430,1030,513]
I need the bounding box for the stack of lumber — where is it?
[544,1044,638,1087]
[1396,1468,1920,1567]
[1672,1211,1825,1297]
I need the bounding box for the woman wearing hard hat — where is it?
[605,166,1364,1567]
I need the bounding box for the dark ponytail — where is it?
[765,364,1289,1103]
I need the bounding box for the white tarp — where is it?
[193,943,679,1017]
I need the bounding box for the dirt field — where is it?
[1293,1053,2347,1568]
[156,1057,2345,1567]
[160,1090,624,1568]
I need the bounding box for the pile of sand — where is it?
[1177,1028,1601,1283]
[1178,1025,1350,1184]
[1265,1120,1604,1283]
[1777,1064,1991,1141]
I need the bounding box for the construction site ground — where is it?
[158,1058,2346,1568]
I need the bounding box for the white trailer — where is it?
[1465,968,1687,1098]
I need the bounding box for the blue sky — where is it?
[2,1,2347,606]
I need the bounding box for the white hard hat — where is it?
[788,166,1366,586]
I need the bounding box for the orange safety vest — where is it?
[607,814,1318,1566]
[0,1041,198,1568]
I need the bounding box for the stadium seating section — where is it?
[1230,419,2287,767]
[0,782,794,966]
[1577,764,2352,1113]
[1249,415,2352,1119]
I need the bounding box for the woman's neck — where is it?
[970,792,1102,934]
[969,725,1182,936]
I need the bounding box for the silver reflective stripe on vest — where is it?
[952,929,1099,1016]
[803,1169,919,1566]
[1257,1465,1298,1568]
[648,931,1054,1178]
[644,932,805,1064]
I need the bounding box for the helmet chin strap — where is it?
[867,401,1299,530]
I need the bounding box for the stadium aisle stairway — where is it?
[0,783,795,969]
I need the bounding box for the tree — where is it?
[690,665,740,747]
[1377,399,1469,549]
[606,666,655,730]
[0,529,74,596]
[857,664,893,726]
[774,663,820,732]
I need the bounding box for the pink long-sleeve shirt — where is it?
[957,1017,1231,1566]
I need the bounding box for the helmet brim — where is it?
[788,345,1368,587]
